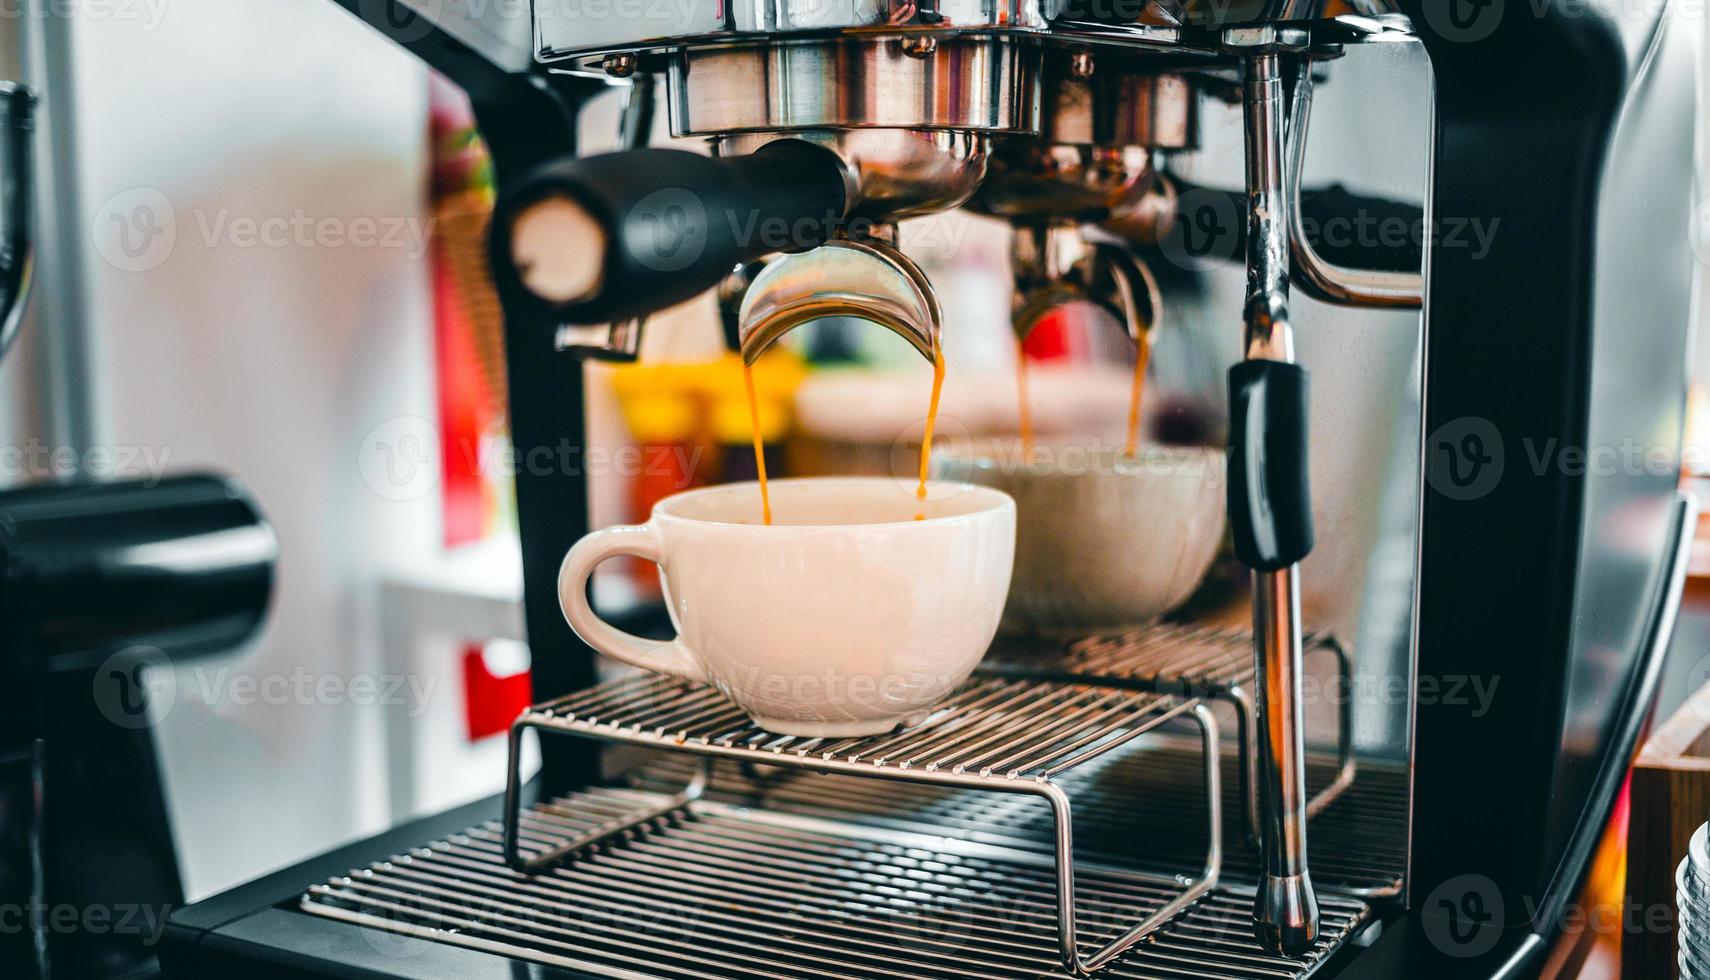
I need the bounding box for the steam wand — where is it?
[1229,46,1319,955]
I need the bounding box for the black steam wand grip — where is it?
[492,139,851,325]
[1228,361,1314,570]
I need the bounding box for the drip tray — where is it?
[633,734,1410,898]
[299,787,1372,980]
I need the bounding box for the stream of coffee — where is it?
[745,339,944,526]
[915,339,947,521]
[1124,330,1152,458]
[1014,327,1152,458]
[743,362,774,525]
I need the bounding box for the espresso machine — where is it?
[144,0,1699,978]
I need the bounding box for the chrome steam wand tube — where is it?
[1231,50,1319,955]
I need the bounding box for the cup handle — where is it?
[557,524,707,685]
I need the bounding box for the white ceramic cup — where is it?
[935,440,1226,635]
[558,477,1016,737]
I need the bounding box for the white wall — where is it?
[61,0,438,899]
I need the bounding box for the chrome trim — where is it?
[669,37,1041,136]
[1287,59,1424,309]
[1041,62,1197,148]
[718,129,989,219]
[1243,52,1293,363]
[0,84,36,364]
[1398,46,1439,909]
[1240,50,1317,953]
[537,0,1052,63]
[736,237,941,365]
[1085,0,1401,29]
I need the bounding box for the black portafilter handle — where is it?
[491,140,852,326]
[1228,360,1314,571]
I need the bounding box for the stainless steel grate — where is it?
[982,624,1356,839]
[983,624,1279,691]
[634,734,1408,898]
[302,787,1372,980]
[501,673,1225,974]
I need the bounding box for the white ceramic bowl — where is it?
[934,440,1226,635]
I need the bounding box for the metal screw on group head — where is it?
[1068,50,1095,80]
[603,53,638,79]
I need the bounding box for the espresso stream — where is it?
[1124,329,1153,457]
[1015,339,1035,456]
[915,339,947,521]
[744,338,947,526]
[1015,329,1152,459]
[742,362,774,526]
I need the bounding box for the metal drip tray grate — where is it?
[635,734,1408,898]
[514,672,1199,779]
[501,673,1227,974]
[981,624,1291,692]
[300,788,1373,980]
[983,625,1357,841]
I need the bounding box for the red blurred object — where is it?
[433,252,490,548]
[461,644,532,742]
[428,74,501,549]
[1022,307,1074,361]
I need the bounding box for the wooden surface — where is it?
[1627,683,1710,979]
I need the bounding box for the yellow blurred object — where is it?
[713,387,790,444]
[611,352,805,446]
[624,394,696,444]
